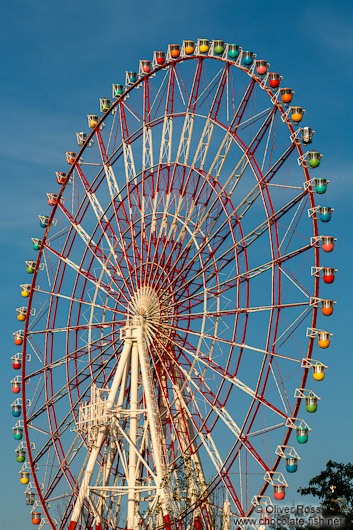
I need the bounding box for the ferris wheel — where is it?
[11,39,337,530]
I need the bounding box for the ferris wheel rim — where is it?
[17,42,324,529]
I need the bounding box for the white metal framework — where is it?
[11,39,336,530]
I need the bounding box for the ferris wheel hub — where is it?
[128,286,163,338]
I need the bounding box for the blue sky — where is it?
[1,0,352,527]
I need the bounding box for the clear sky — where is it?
[1,0,352,527]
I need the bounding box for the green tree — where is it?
[269,461,353,529]
[298,460,353,528]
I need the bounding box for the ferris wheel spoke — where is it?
[278,264,312,299]
[151,334,288,470]
[174,300,310,320]
[96,130,122,199]
[95,131,143,296]
[223,110,279,196]
[148,191,199,287]
[160,350,265,516]
[233,104,274,134]
[160,212,293,306]
[146,64,177,249]
[27,319,122,337]
[142,135,172,270]
[199,238,311,296]
[266,362,291,416]
[149,69,170,118]
[31,426,78,487]
[74,162,126,269]
[150,340,236,489]
[160,64,176,164]
[122,99,143,123]
[45,238,132,312]
[144,208,173,287]
[25,372,45,418]
[231,135,284,251]
[188,64,238,189]
[40,244,130,307]
[33,421,83,474]
[222,187,307,262]
[151,197,237,300]
[208,105,275,184]
[173,383,283,504]
[105,103,119,156]
[26,296,50,334]
[33,287,123,315]
[113,200,142,294]
[146,187,193,289]
[150,173,235,295]
[119,101,138,184]
[192,70,254,177]
[167,323,302,364]
[174,65,188,108]
[170,106,279,260]
[141,77,154,258]
[25,342,87,382]
[192,65,223,113]
[205,76,255,175]
[177,58,203,151]
[152,162,245,296]
[119,101,146,284]
[259,111,278,173]
[27,337,120,423]
[151,211,201,290]
[154,61,204,246]
[278,196,309,253]
[275,303,312,349]
[56,243,126,315]
[56,200,132,297]
[208,60,231,122]
[191,117,215,172]
[238,196,307,254]
[155,79,257,275]
[148,342,206,458]
[39,246,55,289]
[180,336,292,423]
[172,241,313,310]
[178,244,311,306]
[229,143,297,216]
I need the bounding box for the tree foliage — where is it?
[298,459,353,524]
[269,461,353,529]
